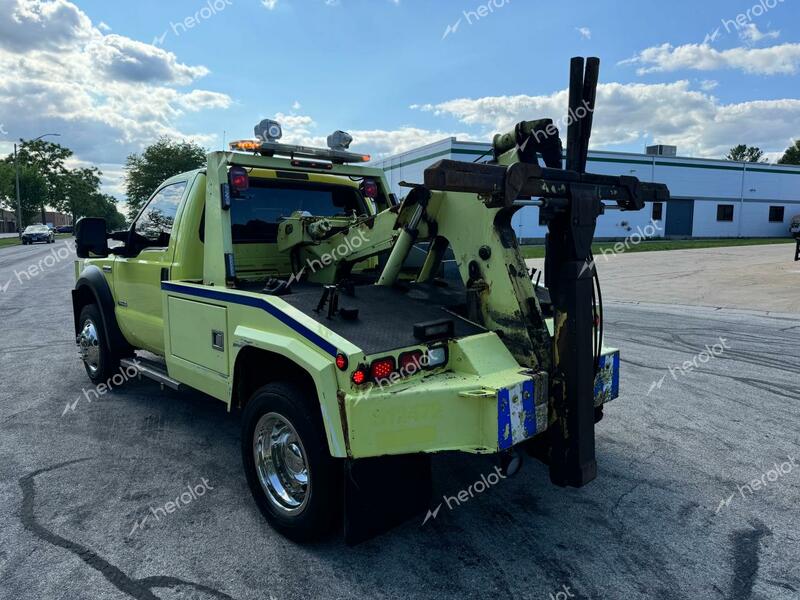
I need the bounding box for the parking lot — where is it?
[0,240,798,600]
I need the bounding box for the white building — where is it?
[373,138,800,242]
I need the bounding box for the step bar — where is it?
[121,357,183,391]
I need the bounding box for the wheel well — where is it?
[233,347,319,413]
[72,285,97,335]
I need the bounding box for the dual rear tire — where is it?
[241,382,341,542]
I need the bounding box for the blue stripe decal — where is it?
[497,387,512,451]
[161,282,338,357]
[522,379,537,438]
[611,352,620,398]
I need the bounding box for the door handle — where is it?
[102,266,112,273]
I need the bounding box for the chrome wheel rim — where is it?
[78,318,100,376]
[253,412,310,515]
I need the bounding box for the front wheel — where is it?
[77,304,120,384]
[241,382,341,542]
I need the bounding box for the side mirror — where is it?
[75,217,109,258]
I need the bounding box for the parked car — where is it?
[21,224,55,244]
[56,225,73,234]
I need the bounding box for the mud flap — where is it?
[344,454,432,545]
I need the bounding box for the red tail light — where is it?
[229,166,249,191]
[335,353,348,370]
[398,350,424,375]
[370,357,395,380]
[352,368,367,385]
[361,179,379,198]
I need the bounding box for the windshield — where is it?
[231,178,366,243]
[24,225,49,233]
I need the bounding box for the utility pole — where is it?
[14,143,22,237]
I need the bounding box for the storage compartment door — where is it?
[168,297,229,376]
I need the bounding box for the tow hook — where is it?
[498,448,523,477]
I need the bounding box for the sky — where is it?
[0,0,799,199]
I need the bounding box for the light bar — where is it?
[228,139,370,164]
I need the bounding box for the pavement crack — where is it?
[18,459,237,600]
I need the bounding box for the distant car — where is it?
[56,225,73,234]
[21,224,55,245]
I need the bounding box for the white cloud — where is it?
[739,23,780,45]
[620,42,800,75]
[410,81,800,159]
[699,79,719,91]
[0,0,231,172]
[267,111,472,158]
[576,27,591,40]
[261,0,278,9]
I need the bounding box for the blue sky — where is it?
[0,0,799,196]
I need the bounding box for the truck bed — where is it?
[278,281,486,354]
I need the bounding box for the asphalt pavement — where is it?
[0,242,798,600]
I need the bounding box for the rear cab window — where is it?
[231,177,367,244]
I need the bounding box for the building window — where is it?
[716,204,734,222]
[652,202,663,221]
[769,206,785,223]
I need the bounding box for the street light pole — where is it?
[13,132,61,233]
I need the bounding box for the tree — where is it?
[124,137,206,220]
[58,168,126,230]
[15,139,73,222]
[778,139,800,165]
[0,160,48,228]
[725,144,767,163]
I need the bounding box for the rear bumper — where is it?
[343,346,621,459]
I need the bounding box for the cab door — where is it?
[114,181,188,354]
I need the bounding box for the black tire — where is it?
[241,382,341,542]
[77,303,120,384]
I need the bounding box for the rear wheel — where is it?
[77,304,119,384]
[241,382,340,541]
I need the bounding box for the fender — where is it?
[232,326,347,458]
[72,265,133,355]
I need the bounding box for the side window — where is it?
[652,202,663,221]
[134,182,187,247]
